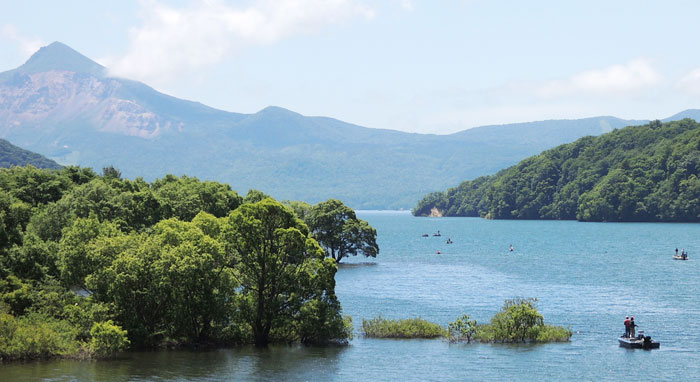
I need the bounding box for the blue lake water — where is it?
[3,211,699,381]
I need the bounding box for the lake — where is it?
[2,211,699,381]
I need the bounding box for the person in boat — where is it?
[681,248,687,259]
[446,238,453,244]
[509,244,514,252]
[629,317,637,338]
[624,316,631,338]
[676,248,679,256]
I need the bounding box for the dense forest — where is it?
[0,166,377,360]
[413,119,700,222]
[0,139,62,169]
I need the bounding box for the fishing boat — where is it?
[618,332,660,349]
[673,255,689,260]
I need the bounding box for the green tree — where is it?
[102,165,122,180]
[489,298,544,342]
[307,199,379,263]
[224,198,347,346]
[58,217,122,288]
[448,314,477,343]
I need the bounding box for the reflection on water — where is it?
[1,345,347,382]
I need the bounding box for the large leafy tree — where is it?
[224,198,347,347]
[307,199,379,263]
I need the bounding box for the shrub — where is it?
[362,315,446,339]
[532,324,573,342]
[448,314,477,343]
[89,320,130,358]
[469,298,572,343]
[0,312,79,360]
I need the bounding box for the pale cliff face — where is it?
[0,70,170,139]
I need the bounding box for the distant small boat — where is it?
[422,234,429,237]
[446,238,453,244]
[618,333,660,349]
[673,255,689,260]
[433,231,441,237]
[436,250,441,254]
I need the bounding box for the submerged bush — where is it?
[362,316,446,339]
[532,324,573,342]
[89,320,130,358]
[448,314,477,343]
[472,298,572,343]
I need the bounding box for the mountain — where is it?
[413,119,700,222]
[0,42,694,209]
[0,138,62,169]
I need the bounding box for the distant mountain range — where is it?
[0,138,61,169]
[0,42,697,209]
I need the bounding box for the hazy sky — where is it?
[2,0,700,134]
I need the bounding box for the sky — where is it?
[2,0,700,134]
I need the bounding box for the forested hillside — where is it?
[413,119,700,222]
[0,139,61,169]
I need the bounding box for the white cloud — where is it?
[677,68,700,95]
[537,58,661,98]
[105,0,374,85]
[0,24,45,56]
[399,0,414,11]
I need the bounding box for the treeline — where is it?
[413,119,700,222]
[1,166,377,360]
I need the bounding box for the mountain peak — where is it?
[257,106,298,116]
[19,41,105,76]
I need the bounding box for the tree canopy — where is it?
[306,199,379,263]
[0,166,352,359]
[414,119,700,222]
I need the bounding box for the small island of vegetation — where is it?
[362,316,447,339]
[414,119,700,222]
[361,299,572,343]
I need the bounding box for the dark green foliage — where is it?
[414,119,700,222]
[0,139,62,170]
[362,316,447,339]
[0,165,354,358]
[306,199,379,263]
[224,199,350,346]
[102,165,121,180]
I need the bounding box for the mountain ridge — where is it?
[0,138,62,169]
[0,42,697,209]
